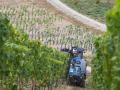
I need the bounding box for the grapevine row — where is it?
[91,0,120,90]
[0,12,69,90]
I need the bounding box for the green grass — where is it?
[60,0,114,23]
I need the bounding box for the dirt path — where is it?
[52,70,92,90]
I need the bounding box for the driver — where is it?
[71,54,82,63]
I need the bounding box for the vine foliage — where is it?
[91,0,120,90]
[0,12,69,89]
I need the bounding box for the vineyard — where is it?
[0,11,70,90]
[0,1,100,57]
[0,0,119,90]
[91,0,120,89]
[0,0,97,90]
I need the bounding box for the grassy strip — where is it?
[60,0,114,23]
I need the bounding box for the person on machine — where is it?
[71,54,82,64]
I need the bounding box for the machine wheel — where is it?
[80,80,85,87]
[84,74,86,79]
[66,75,71,85]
